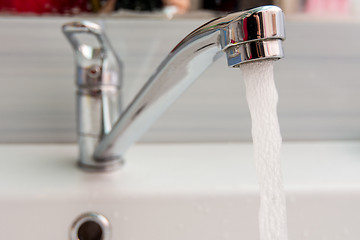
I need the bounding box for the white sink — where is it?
[1,142,360,239]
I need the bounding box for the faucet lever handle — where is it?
[62,21,122,88]
[62,21,104,60]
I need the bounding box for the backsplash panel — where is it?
[0,18,360,143]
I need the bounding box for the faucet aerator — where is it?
[226,39,284,67]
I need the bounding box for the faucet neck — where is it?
[94,6,285,164]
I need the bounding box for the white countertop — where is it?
[1,142,360,240]
[1,141,360,200]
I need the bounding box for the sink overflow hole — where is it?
[78,220,103,240]
[70,212,111,240]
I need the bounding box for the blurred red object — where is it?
[305,0,349,15]
[0,0,90,14]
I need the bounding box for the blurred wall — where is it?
[0,17,360,143]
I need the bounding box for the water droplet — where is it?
[113,211,119,218]
[122,215,129,222]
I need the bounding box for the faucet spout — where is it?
[63,5,285,171]
[95,5,285,163]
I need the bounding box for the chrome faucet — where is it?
[63,5,285,171]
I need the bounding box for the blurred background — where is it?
[1,0,360,144]
[0,0,357,17]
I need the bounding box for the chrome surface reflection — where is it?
[63,21,124,171]
[63,5,285,171]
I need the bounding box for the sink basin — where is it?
[1,142,360,239]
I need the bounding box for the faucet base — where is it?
[77,157,124,172]
[78,135,124,172]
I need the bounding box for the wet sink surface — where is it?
[1,142,360,239]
